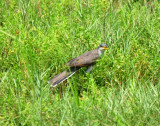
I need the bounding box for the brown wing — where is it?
[67,49,100,67]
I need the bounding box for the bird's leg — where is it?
[86,65,94,73]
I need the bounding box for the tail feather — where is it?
[48,67,80,87]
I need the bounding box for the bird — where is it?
[48,43,108,87]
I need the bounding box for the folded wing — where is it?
[68,49,100,67]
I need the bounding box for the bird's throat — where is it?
[98,49,105,56]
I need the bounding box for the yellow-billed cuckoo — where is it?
[48,43,108,87]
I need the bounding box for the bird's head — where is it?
[98,43,108,55]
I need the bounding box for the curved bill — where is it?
[103,46,108,49]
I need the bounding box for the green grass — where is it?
[0,0,160,125]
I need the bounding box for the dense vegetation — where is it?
[0,0,160,125]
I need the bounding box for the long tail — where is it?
[48,67,80,87]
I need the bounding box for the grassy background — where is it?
[0,0,160,125]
